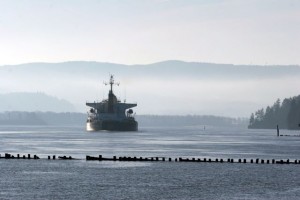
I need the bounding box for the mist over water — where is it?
[1,61,300,117]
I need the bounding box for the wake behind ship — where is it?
[86,75,138,131]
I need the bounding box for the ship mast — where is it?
[104,75,119,93]
[104,75,119,113]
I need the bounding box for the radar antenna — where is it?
[104,75,119,93]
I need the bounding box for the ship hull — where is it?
[87,119,138,132]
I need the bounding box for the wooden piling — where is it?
[238,159,241,163]
[243,159,246,163]
[17,154,20,159]
[113,156,116,161]
[28,154,31,159]
[53,155,56,160]
[169,158,172,162]
[256,159,259,164]
[250,159,253,163]
[277,125,279,137]
[99,155,102,161]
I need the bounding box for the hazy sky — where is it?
[0,0,299,66]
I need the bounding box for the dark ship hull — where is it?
[87,119,138,131]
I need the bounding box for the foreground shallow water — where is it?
[0,125,299,199]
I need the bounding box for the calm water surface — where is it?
[0,125,300,200]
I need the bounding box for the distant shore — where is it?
[0,111,248,128]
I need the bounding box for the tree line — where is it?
[248,95,300,129]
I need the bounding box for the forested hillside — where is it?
[248,95,300,129]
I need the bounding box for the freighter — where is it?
[86,75,138,131]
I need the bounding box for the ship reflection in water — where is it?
[86,75,138,131]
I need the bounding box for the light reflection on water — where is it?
[0,125,300,200]
[0,125,299,159]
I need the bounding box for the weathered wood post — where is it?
[28,154,31,159]
[53,155,56,160]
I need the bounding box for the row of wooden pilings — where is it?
[86,155,300,165]
[0,153,40,159]
[1,153,299,164]
[0,153,73,160]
